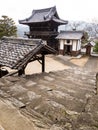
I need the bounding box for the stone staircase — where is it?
[0,67,98,130]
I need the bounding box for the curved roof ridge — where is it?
[44,6,56,20]
[19,6,68,25]
[32,6,56,13]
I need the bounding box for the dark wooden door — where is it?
[86,46,91,55]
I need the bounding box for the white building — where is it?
[56,31,84,56]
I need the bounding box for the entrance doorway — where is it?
[64,45,72,55]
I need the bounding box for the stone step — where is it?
[0,66,96,129]
[35,79,95,99]
[21,105,53,126]
[53,70,95,82]
[0,89,10,98]
[35,77,95,94]
[0,83,88,114]
[66,67,96,74]
[48,74,95,87]
[54,68,95,79]
[63,70,95,80]
[51,85,95,100]
[7,97,26,108]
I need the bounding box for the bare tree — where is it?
[91,18,98,36]
[70,21,80,30]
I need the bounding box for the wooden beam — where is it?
[4,70,18,77]
[29,56,42,64]
[42,54,45,72]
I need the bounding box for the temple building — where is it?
[19,6,68,50]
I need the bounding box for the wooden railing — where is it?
[25,31,58,36]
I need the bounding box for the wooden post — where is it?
[42,54,45,72]
[96,73,98,94]
[18,67,25,76]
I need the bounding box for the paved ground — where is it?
[84,56,98,72]
[55,55,98,72]
[25,55,69,74]
[25,54,98,75]
[4,55,98,75]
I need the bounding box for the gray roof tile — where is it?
[0,37,56,69]
[19,6,68,25]
[56,31,84,40]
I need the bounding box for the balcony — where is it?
[24,31,58,36]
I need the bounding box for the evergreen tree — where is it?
[94,41,98,53]
[0,15,17,39]
[81,31,89,44]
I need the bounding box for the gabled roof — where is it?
[0,37,56,69]
[19,6,68,25]
[56,31,84,40]
[84,41,96,47]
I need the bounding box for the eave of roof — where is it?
[56,31,83,40]
[52,17,68,25]
[19,6,68,25]
[19,19,68,25]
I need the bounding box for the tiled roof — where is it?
[56,31,83,40]
[0,37,56,69]
[84,41,96,47]
[19,6,68,25]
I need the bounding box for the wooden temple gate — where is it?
[19,6,68,51]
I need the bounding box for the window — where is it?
[67,40,70,43]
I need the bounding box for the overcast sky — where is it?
[0,0,98,24]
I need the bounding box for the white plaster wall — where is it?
[59,40,64,50]
[59,39,81,51]
[72,40,77,51]
[77,40,81,50]
[91,47,93,53]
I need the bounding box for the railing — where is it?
[25,31,58,36]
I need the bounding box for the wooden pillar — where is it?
[42,54,45,72]
[18,67,25,76]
